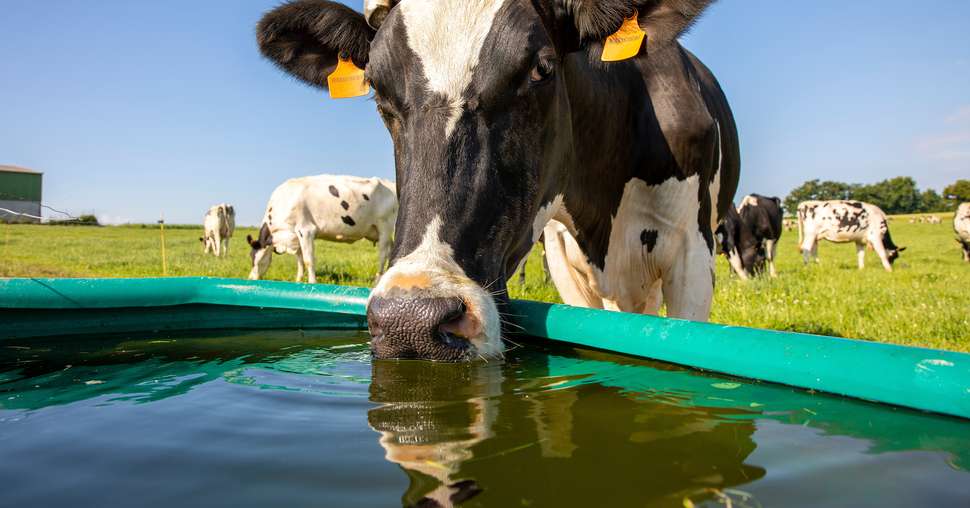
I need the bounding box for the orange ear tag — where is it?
[327,56,370,99]
[601,10,645,62]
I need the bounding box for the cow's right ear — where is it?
[257,0,375,90]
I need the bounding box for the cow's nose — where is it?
[367,296,471,361]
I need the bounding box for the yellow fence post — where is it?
[159,216,168,277]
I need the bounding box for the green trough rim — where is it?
[1,277,968,420]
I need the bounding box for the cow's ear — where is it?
[364,0,399,30]
[898,247,907,252]
[247,234,257,248]
[257,0,375,90]
[559,0,714,47]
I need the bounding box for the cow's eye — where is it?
[529,58,555,84]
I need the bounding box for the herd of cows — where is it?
[187,0,970,362]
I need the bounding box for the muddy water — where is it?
[1,330,967,507]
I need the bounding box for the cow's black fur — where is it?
[716,206,764,276]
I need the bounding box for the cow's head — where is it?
[257,0,712,361]
[246,224,275,279]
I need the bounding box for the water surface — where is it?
[1,330,967,507]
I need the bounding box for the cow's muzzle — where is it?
[367,296,473,362]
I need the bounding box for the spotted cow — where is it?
[257,0,739,361]
[736,194,782,277]
[247,174,397,283]
[955,202,970,262]
[797,200,905,272]
[200,203,235,257]
[715,205,761,280]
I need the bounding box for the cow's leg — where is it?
[765,239,778,277]
[855,241,867,269]
[295,248,305,282]
[543,222,604,309]
[800,236,814,265]
[662,240,715,321]
[222,237,230,258]
[641,278,663,316]
[964,243,970,262]
[297,228,317,283]
[213,233,222,257]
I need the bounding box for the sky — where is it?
[1,0,969,225]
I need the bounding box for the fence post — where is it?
[158,216,168,276]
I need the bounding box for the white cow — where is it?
[247,174,397,283]
[797,200,905,272]
[200,203,235,257]
[955,202,970,262]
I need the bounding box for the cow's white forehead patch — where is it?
[399,0,508,138]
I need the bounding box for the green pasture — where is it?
[1,215,967,351]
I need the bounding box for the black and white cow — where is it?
[200,203,235,257]
[247,174,397,283]
[257,0,739,361]
[714,205,762,280]
[955,202,970,262]
[736,194,782,277]
[797,200,904,272]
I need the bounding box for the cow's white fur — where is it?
[399,0,508,138]
[372,216,503,359]
[544,176,715,320]
[798,200,896,271]
[955,202,970,262]
[249,175,397,283]
[202,203,235,257]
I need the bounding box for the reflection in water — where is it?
[2,332,969,507]
[367,349,766,507]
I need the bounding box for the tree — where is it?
[918,189,946,213]
[944,179,970,205]
[783,179,856,215]
[853,177,920,214]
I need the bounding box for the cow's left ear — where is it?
[559,0,715,48]
[257,0,375,90]
[898,247,907,252]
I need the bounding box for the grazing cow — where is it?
[927,215,942,225]
[246,175,397,283]
[797,200,905,271]
[955,203,970,262]
[783,218,797,232]
[200,203,235,257]
[736,194,783,277]
[257,0,739,361]
[714,205,761,280]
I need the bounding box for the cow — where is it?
[246,174,397,283]
[797,200,905,272]
[783,218,797,232]
[200,203,235,257]
[735,194,782,277]
[955,202,970,262]
[927,215,942,225]
[256,0,740,361]
[714,205,762,280]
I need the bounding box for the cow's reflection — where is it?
[368,351,765,507]
[369,360,503,507]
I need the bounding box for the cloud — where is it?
[96,213,133,225]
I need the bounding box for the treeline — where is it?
[783,178,970,215]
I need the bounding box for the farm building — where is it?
[0,165,43,223]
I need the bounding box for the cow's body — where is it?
[247,175,397,283]
[257,0,738,361]
[735,194,782,277]
[201,203,235,257]
[955,203,970,262]
[797,200,903,271]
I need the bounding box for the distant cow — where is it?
[797,200,905,271]
[737,194,783,277]
[927,215,942,225]
[955,203,970,262]
[715,206,761,280]
[200,203,235,257]
[247,175,397,283]
[783,218,797,232]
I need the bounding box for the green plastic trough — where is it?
[1,277,968,420]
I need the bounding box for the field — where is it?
[1,216,968,352]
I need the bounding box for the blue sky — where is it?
[1,0,968,225]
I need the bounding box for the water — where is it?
[1,330,968,508]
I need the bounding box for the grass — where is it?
[1,217,967,352]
